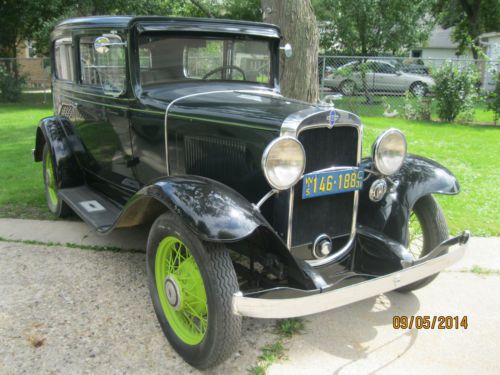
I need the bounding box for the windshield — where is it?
[138,34,273,87]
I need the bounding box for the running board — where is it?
[58,186,122,232]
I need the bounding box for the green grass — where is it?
[362,117,500,236]
[467,265,500,276]
[329,94,497,124]
[0,94,53,219]
[0,93,498,236]
[249,319,303,375]
[275,318,305,338]
[0,236,141,253]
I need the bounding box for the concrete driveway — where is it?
[0,219,499,374]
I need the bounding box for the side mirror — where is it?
[280,43,293,58]
[94,35,126,54]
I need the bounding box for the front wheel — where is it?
[397,195,449,292]
[146,213,242,369]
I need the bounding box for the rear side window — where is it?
[54,38,74,81]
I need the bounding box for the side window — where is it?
[79,35,126,96]
[54,38,74,81]
[379,63,396,74]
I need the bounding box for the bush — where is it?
[487,68,500,124]
[0,65,26,102]
[432,62,479,122]
[403,91,431,121]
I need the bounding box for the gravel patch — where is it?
[0,242,275,375]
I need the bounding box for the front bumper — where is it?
[232,231,469,319]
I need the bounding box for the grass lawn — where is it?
[328,93,498,124]
[362,117,499,236]
[0,94,54,220]
[0,94,498,236]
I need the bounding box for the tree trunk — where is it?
[262,0,319,103]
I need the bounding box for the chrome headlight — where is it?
[372,129,407,175]
[262,136,305,190]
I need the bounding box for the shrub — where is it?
[403,91,431,121]
[487,68,500,124]
[432,62,479,122]
[0,65,26,102]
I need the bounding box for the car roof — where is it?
[53,16,281,39]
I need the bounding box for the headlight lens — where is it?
[262,136,305,190]
[372,129,407,175]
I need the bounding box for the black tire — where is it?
[410,81,428,97]
[340,79,356,96]
[397,195,449,292]
[146,212,242,369]
[42,144,71,217]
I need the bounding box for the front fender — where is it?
[112,176,319,289]
[117,175,269,242]
[358,155,459,245]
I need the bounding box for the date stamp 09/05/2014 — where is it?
[393,315,469,330]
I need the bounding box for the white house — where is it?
[479,31,500,92]
[411,27,474,65]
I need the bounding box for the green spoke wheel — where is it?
[42,144,71,217]
[45,148,58,206]
[147,213,241,369]
[398,195,449,293]
[155,237,208,345]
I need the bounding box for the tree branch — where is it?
[190,0,214,18]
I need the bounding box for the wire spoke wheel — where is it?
[44,147,59,206]
[398,195,449,293]
[147,213,242,368]
[155,236,208,345]
[42,145,71,217]
[408,211,424,259]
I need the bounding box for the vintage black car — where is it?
[34,16,469,369]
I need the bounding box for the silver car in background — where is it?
[323,60,434,96]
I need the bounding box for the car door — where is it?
[73,33,138,201]
[373,62,399,92]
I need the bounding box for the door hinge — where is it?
[126,157,140,168]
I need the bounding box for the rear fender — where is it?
[34,116,83,187]
[358,155,459,245]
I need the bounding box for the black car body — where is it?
[34,16,469,368]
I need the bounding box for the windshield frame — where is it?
[133,31,279,92]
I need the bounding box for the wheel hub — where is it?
[164,276,182,310]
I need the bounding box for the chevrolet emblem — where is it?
[326,109,336,127]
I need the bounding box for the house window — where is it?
[54,38,74,81]
[411,50,422,58]
[26,40,37,58]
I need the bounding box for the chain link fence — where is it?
[1,56,498,123]
[319,56,498,121]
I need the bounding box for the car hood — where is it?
[140,83,315,132]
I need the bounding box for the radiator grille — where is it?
[184,135,249,182]
[291,126,358,247]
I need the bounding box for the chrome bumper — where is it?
[232,236,468,319]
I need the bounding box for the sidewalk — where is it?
[0,218,497,270]
[0,218,148,251]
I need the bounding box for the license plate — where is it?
[302,168,364,199]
